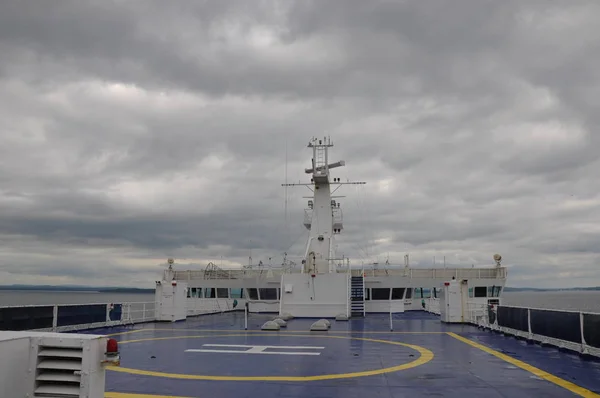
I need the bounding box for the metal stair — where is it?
[350,275,365,317]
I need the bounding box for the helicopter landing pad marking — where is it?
[108,333,434,381]
[186,343,324,355]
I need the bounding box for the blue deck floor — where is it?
[92,312,600,398]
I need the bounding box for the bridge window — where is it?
[391,288,405,300]
[206,288,216,298]
[422,288,431,298]
[247,288,258,300]
[371,288,390,300]
[231,288,244,299]
[474,287,487,297]
[217,288,229,298]
[405,288,412,299]
[365,288,371,300]
[487,286,502,297]
[259,288,278,300]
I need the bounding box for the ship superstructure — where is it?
[165,137,507,318]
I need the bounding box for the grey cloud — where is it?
[0,0,599,288]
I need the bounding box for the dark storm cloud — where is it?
[0,0,599,288]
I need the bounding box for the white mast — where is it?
[283,136,365,274]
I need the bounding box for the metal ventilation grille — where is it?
[35,346,83,397]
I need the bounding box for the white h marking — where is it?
[185,344,324,356]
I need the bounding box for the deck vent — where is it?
[35,345,83,397]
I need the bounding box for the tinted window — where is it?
[391,288,405,300]
[371,288,390,300]
[259,288,278,300]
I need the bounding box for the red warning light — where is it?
[106,338,119,353]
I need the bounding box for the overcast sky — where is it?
[1,1,599,288]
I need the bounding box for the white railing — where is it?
[0,301,156,333]
[467,303,600,358]
[466,301,488,324]
[354,267,507,279]
[174,268,289,280]
[425,298,441,315]
[0,298,245,334]
[173,266,507,281]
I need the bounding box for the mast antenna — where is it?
[285,134,288,234]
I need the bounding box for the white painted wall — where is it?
[305,181,334,274]
[0,335,31,398]
[155,281,187,321]
[0,331,108,398]
[247,301,279,313]
[184,298,279,315]
[365,300,405,313]
[186,298,229,315]
[401,299,417,310]
[440,280,464,323]
[280,273,348,318]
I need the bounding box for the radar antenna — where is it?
[493,254,502,267]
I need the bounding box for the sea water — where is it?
[0,290,599,313]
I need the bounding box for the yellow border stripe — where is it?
[106,393,192,398]
[107,333,434,381]
[447,332,600,398]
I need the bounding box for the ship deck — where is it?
[94,311,600,398]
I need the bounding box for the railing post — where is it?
[389,301,393,331]
[527,308,532,340]
[244,302,248,330]
[52,305,58,332]
[142,303,146,322]
[580,312,586,353]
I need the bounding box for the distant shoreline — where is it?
[503,287,600,292]
[0,285,154,293]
